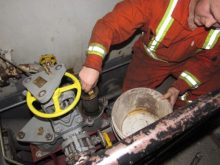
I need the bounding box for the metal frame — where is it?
[0,124,23,165]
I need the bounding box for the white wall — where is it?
[0,0,137,73]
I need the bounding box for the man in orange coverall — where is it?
[79,0,220,109]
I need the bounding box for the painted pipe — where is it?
[78,87,220,165]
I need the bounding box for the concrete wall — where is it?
[0,0,137,73]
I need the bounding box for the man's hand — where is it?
[79,66,99,93]
[161,87,180,108]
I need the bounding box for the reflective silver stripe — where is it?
[205,29,220,49]
[87,44,107,59]
[88,46,105,54]
[180,93,186,101]
[180,71,200,89]
[180,92,193,103]
[181,72,198,88]
[143,44,168,62]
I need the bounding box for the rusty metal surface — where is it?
[0,54,31,76]
[78,88,220,165]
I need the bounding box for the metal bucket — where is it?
[111,87,172,140]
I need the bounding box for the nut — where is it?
[36,151,42,158]
[45,133,53,140]
[17,131,25,139]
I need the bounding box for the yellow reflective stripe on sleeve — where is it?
[87,43,107,59]
[203,29,220,50]
[179,71,201,89]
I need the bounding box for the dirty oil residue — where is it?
[122,107,159,136]
[127,107,149,116]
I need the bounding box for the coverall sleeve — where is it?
[84,0,152,72]
[172,42,220,94]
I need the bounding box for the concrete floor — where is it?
[163,129,220,165]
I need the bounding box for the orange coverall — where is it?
[84,0,220,108]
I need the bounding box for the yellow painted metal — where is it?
[39,54,57,66]
[102,132,112,148]
[26,72,81,118]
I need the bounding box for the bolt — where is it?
[88,116,92,122]
[104,120,109,125]
[38,90,46,97]
[17,131,25,139]
[36,151,42,158]
[76,116,82,123]
[55,126,61,132]
[62,116,70,123]
[55,65,62,70]
[45,133,53,140]
[24,77,31,83]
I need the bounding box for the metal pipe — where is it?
[75,59,131,75]
[99,89,122,101]
[0,124,23,165]
[102,60,131,74]
[78,87,220,165]
[0,100,26,113]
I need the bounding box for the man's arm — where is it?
[162,43,220,107]
[79,66,99,93]
[79,0,152,92]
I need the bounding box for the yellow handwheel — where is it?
[26,72,81,118]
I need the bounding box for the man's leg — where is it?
[122,54,171,92]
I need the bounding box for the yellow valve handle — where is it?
[27,72,81,118]
[39,54,57,66]
[102,132,112,148]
